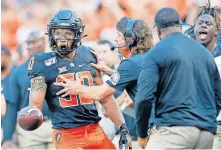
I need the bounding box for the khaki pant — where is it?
[16,120,54,149]
[146,126,214,149]
[213,125,221,149]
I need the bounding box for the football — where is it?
[17,106,43,131]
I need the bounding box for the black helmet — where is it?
[47,9,85,55]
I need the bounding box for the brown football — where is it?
[17,106,43,131]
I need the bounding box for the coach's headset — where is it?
[124,19,137,50]
[112,19,137,50]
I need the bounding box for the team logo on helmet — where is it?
[59,23,70,26]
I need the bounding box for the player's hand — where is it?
[54,75,81,97]
[90,50,115,76]
[138,137,149,149]
[119,123,132,150]
[2,140,18,149]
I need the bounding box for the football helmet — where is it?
[47,9,85,55]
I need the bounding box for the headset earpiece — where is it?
[124,19,136,49]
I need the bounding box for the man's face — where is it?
[194,14,217,45]
[53,28,75,50]
[27,37,46,56]
[115,31,125,48]
[97,43,114,66]
[115,31,129,57]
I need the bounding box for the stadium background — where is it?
[2,0,221,62]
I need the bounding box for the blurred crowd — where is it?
[1,0,221,149]
[2,0,221,53]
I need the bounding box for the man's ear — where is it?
[156,27,162,40]
[215,27,218,36]
[156,27,161,35]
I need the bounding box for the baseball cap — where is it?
[154,7,182,29]
[26,29,44,43]
[1,46,10,55]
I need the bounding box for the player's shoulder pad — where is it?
[33,52,56,60]
[77,45,97,64]
[27,52,57,78]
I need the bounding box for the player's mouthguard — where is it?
[60,45,67,49]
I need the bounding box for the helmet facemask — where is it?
[48,27,84,55]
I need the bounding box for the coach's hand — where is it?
[90,50,115,76]
[55,75,81,97]
[119,123,132,150]
[138,137,148,149]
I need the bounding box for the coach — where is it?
[135,8,221,149]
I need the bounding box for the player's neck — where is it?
[65,51,76,60]
[123,51,132,58]
[205,37,217,52]
[57,51,76,61]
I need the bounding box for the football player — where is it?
[185,0,221,57]
[27,9,131,149]
[54,17,153,148]
[185,2,221,148]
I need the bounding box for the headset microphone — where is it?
[111,45,127,50]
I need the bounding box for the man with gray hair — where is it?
[135,7,221,149]
[2,29,54,149]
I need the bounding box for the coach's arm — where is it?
[55,74,117,101]
[55,59,139,102]
[134,53,159,149]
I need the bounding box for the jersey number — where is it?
[28,57,35,70]
[56,71,94,108]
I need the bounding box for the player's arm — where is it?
[95,70,125,127]
[135,54,159,139]
[27,56,47,110]
[116,90,128,106]
[29,76,47,110]
[95,70,132,149]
